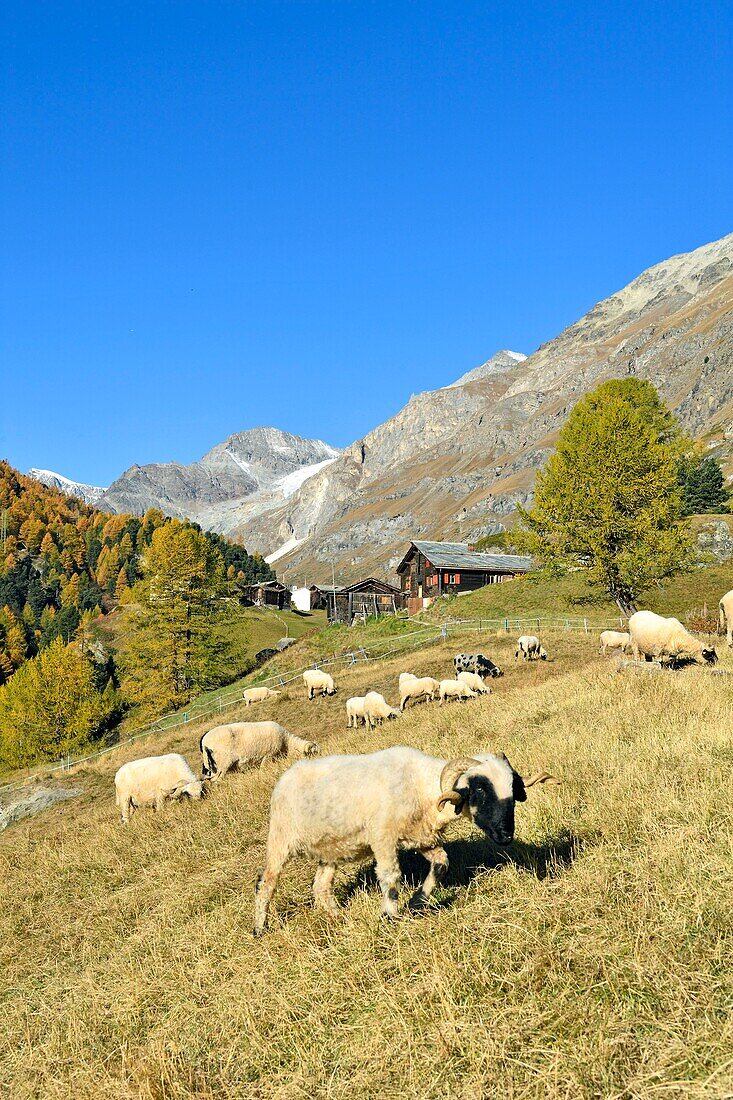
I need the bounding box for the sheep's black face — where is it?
[702,647,718,665]
[463,775,515,846]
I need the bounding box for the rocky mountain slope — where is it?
[236,232,733,583]
[27,469,107,506]
[96,427,339,533]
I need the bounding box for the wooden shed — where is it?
[396,540,531,613]
[240,581,290,610]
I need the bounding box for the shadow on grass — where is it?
[338,830,582,909]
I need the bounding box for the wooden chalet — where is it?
[396,540,531,614]
[240,580,290,610]
[311,578,405,624]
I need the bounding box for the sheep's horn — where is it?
[436,790,464,810]
[523,772,561,788]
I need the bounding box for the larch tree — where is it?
[516,378,695,614]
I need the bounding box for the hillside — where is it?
[236,233,733,583]
[1,617,732,1097]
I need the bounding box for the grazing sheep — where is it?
[599,630,631,656]
[114,753,204,824]
[399,676,440,711]
[515,635,548,661]
[200,721,319,781]
[363,691,401,727]
[243,686,282,706]
[456,670,492,695]
[453,653,503,678]
[398,672,418,689]
[253,747,560,934]
[346,696,367,728]
[719,589,733,647]
[628,611,717,667]
[303,669,336,699]
[438,679,479,704]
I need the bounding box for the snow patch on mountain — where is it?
[276,457,338,498]
[27,469,107,506]
[265,533,307,564]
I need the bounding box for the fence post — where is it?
[504,619,508,632]
[584,618,588,634]
[184,712,188,723]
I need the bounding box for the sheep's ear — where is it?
[512,771,527,803]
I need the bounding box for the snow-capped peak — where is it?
[27,469,107,506]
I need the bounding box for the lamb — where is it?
[303,669,336,699]
[438,679,479,704]
[243,686,282,706]
[346,696,367,728]
[628,611,717,667]
[456,670,492,695]
[200,721,319,781]
[719,589,733,647]
[253,747,559,934]
[515,635,548,661]
[363,691,401,727]
[399,676,440,710]
[114,753,205,824]
[453,653,503,678]
[599,630,631,656]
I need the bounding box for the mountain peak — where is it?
[448,350,528,388]
[27,468,107,506]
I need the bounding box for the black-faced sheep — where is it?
[363,691,400,727]
[253,747,559,934]
[515,635,548,661]
[456,670,492,695]
[303,669,336,699]
[114,753,205,824]
[453,653,503,678]
[438,679,478,704]
[628,611,717,667]
[200,721,318,781]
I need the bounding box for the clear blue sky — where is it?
[1,1,731,485]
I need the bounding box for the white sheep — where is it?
[438,679,478,704]
[515,635,548,661]
[398,672,418,688]
[303,669,336,699]
[719,589,733,647]
[456,670,492,695]
[363,691,401,727]
[628,611,717,667]
[599,630,631,656]
[114,753,204,824]
[243,686,282,706]
[346,696,367,728]
[253,747,559,934]
[200,721,319,781]
[399,676,440,711]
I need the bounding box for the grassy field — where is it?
[1,624,732,1098]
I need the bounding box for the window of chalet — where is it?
[444,573,461,584]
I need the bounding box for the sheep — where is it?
[599,630,631,656]
[438,679,479,704]
[515,635,548,661]
[456,670,492,695]
[719,589,733,647]
[628,611,717,667]
[200,721,319,781]
[253,747,559,934]
[399,676,440,711]
[398,672,418,689]
[303,669,336,700]
[346,696,367,728]
[454,653,503,678]
[114,753,205,824]
[243,686,282,706]
[363,691,401,727]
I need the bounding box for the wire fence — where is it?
[0,613,628,791]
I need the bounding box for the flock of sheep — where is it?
[113,603,727,933]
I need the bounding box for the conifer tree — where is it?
[517,379,694,613]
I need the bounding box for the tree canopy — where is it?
[516,379,694,613]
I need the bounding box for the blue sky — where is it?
[1,1,731,485]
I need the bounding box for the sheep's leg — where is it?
[154,792,167,811]
[728,621,733,648]
[408,847,448,913]
[373,847,401,920]
[312,863,339,914]
[118,796,131,824]
[253,848,290,936]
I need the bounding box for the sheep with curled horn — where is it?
[253,746,560,935]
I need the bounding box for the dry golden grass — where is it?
[2,631,733,1099]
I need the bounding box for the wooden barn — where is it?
[311,578,405,624]
[396,540,531,613]
[240,580,290,610]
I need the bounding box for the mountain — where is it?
[234,233,733,582]
[27,469,107,506]
[97,427,339,534]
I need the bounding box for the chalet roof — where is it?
[340,577,402,595]
[310,583,345,594]
[398,540,532,574]
[242,580,288,591]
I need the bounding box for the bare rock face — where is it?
[98,427,339,534]
[237,233,733,583]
